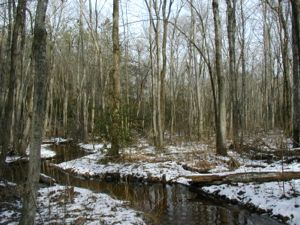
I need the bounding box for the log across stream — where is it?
[4,144,286,225]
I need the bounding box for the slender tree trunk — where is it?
[20,0,49,223]
[63,87,68,136]
[213,0,227,156]
[160,0,172,143]
[121,1,130,138]
[226,0,239,147]
[263,2,273,130]
[145,0,158,146]
[291,0,300,147]
[278,0,291,133]
[20,86,34,155]
[109,0,121,156]
[153,0,163,148]
[240,0,246,143]
[79,0,88,142]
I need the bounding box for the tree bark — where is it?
[240,0,246,143]
[278,0,291,133]
[226,0,239,147]
[109,0,121,156]
[291,0,300,147]
[212,0,227,156]
[20,0,49,223]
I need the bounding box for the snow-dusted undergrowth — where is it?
[0,184,146,225]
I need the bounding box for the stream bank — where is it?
[1,142,291,224]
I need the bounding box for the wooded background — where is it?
[1,0,300,157]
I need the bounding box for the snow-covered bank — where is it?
[55,152,198,185]
[0,184,146,225]
[53,138,300,224]
[5,144,56,163]
[202,180,300,224]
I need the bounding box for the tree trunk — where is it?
[154,0,163,148]
[160,0,172,143]
[291,0,300,147]
[212,0,227,156]
[63,88,68,136]
[226,0,239,147]
[20,0,49,223]
[109,0,121,156]
[240,0,246,143]
[278,0,291,133]
[145,0,158,146]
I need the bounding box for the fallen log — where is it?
[186,171,300,185]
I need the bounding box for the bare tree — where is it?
[226,0,239,147]
[291,0,300,147]
[20,0,49,223]
[109,0,121,156]
[213,0,227,155]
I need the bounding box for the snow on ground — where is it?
[43,137,73,145]
[55,152,197,185]
[0,179,16,187]
[54,138,300,224]
[202,180,300,225]
[40,145,56,159]
[0,201,21,225]
[78,143,107,153]
[5,144,56,163]
[37,185,145,225]
[0,184,146,225]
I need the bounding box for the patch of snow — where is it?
[5,144,56,163]
[40,145,56,159]
[56,153,198,183]
[78,143,106,153]
[0,185,146,225]
[51,137,69,144]
[5,155,23,163]
[37,185,146,225]
[0,180,16,187]
[202,180,300,224]
[0,208,21,225]
[209,165,230,173]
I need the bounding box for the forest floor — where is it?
[0,179,146,225]
[53,133,300,224]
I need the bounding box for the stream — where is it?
[5,144,285,225]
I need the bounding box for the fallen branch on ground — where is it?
[186,171,300,185]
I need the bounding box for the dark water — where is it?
[5,144,285,225]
